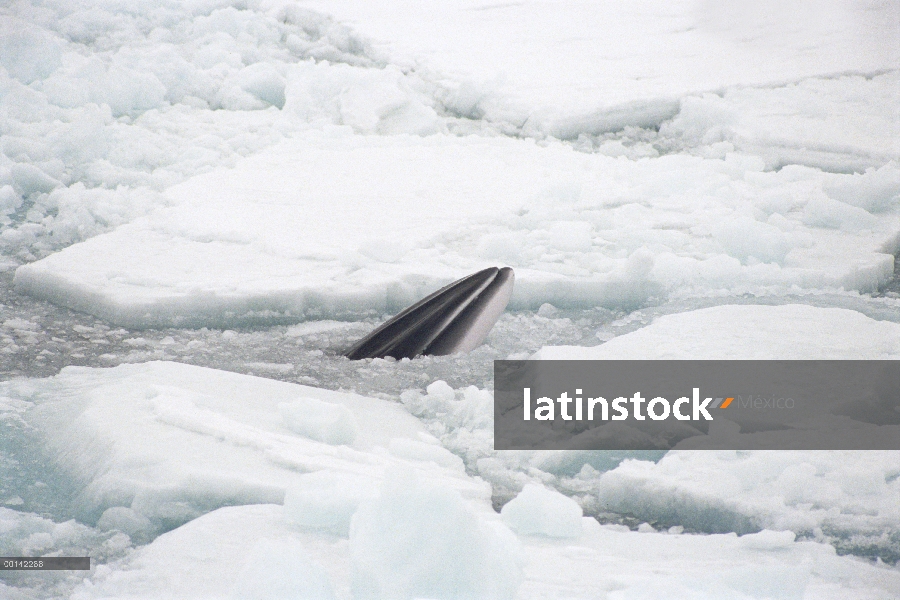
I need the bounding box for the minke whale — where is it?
[344,267,515,360]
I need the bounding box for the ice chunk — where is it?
[230,537,334,600]
[0,19,62,84]
[712,217,793,265]
[824,164,900,213]
[283,471,378,537]
[279,397,359,445]
[10,164,60,197]
[350,469,522,600]
[424,380,456,403]
[94,66,167,117]
[0,185,21,216]
[802,195,878,232]
[9,362,487,534]
[230,63,286,110]
[500,483,583,539]
[535,304,900,360]
[96,506,153,543]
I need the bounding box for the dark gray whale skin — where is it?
[344,267,515,360]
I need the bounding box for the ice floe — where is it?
[4,1,899,327]
[310,0,899,138]
[14,135,900,328]
[534,304,900,360]
[3,360,896,599]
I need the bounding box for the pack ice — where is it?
[1,0,900,598]
[532,304,900,578]
[14,130,900,328]
[1,357,896,599]
[4,1,899,328]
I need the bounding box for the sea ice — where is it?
[307,0,899,138]
[68,504,343,600]
[399,305,900,564]
[534,304,900,360]
[533,304,900,562]
[4,1,898,327]
[283,470,378,537]
[68,503,900,600]
[1,332,896,598]
[6,361,489,535]
[500,483,583,539]
[2,1,899,598]
[349,468,523,600]
[14,135,900,328]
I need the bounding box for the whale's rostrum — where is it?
[344,267,515,360]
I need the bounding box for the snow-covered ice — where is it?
[4,0,899,328]
[3,362,517,598]
[14,135,900,328]
[68,503,900,600]
[531,305,900,564]
[299,0,899,138]
[535,303,900,360]
[3,361,898,599]
[500,483,584,539]
[12,361,489,533]
[2,0,900,598]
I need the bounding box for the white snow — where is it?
[14,136,900,327]
[534,304,900,360]
[299,0,899,138]
[13,361,490,534]
[2,0,900,598]
[4,0,899,327]
[500,483,583,539]
[65,502,900,600]
[530,304,900,565]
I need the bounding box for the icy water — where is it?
[4,265,900,389]
[3,260,900,513]
[2,163,900,594]
[2,259,900,599]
